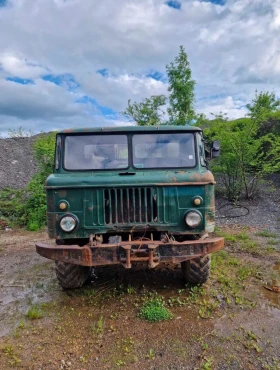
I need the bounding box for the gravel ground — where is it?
[0,137,37,189]
[216,174,280,233]
[0,229,280,369]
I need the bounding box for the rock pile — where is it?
[0,137,37,189]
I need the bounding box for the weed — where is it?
[79,355,88,363]
[91,315,104,336]
[216,230,237,242]
[239,239,258,252]
[255,230,277,238]
[116,359,126,366]
[236,232,250,241]
[139,297,172,322]
[263,358,280,370]
[198,299,219,319]
[127,284,136,295]
[200,356,213,370]
[237,266,255,281]
[146,348,155,360]
[186,285,205,303]
[247,330,258,341]
[2,344,22,366]
[18,320,25,329]
[267,238,278,245]
[26,305,44,320]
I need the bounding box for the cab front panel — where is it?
[46,184,214,239]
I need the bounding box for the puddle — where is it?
[0,258,61,337]
[259,261,280,308]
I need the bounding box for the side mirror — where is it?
[211,140,220,158]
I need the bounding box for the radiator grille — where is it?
[83,187,179,227]
[104,188,157,224]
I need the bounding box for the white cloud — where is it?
[79,73,167,112]
[198,95,248,119]
[0,53,47,78]
[0,0,279,133]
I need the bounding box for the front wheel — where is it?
[181,255,211,285]
[55,261,91,289]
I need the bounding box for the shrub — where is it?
[0,132,56,229]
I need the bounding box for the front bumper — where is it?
[36,237,224,269]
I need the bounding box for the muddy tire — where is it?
[55,261,91,289]
[181,255,210,285]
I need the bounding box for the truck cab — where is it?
[36,126,224,289]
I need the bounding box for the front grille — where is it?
[83,187,179,227]
[104,188,158,224]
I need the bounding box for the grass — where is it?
[267,238,278,245]
[91,315,104,336]
[1,344,22,366]
[238,239,258,252]
[236,232,250,241]
[139,297,172,322]
[216,230,237,242]
[255,230,277,238]
[26,305,44,320]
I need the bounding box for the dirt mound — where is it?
[0,137,38,189]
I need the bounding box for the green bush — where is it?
[202,92,280,201]
[0,132,56,230]
[139,297,172,322]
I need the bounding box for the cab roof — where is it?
[58,125,202,134]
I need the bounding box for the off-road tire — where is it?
[55,261,91,289]
[181,255,211,284]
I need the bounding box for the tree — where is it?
[122,95,166,126]
[247,91,280,174]
[166,45,195,125]
[122,45,195,126]
[246,91,280,124]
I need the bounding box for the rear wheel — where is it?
[181,255,211,284]
[55,261,91,289]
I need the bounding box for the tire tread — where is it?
[181,255,210,284]
[55,261,90,289]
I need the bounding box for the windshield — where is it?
[132,133,195,168]
[64,135,128,170]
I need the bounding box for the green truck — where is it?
[36,125,224,289]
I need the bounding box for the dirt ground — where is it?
[0,226,280,370]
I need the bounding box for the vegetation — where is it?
[26,305,44,320]
[123,47,280,202]
[0,132,56,230]
[139,297,172,322]
[166,45,196,125]
[202,92,280,200]
[122,45,195,125]
[123,95,166,126]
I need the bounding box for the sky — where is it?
[0,0,280,134]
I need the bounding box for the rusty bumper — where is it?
[36,237,224,269]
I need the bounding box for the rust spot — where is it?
[47,197,55,211]
[35,237,224,268]
[58,190,67,198]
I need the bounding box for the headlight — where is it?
[60,215,77,232]
[185,211,202,228]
